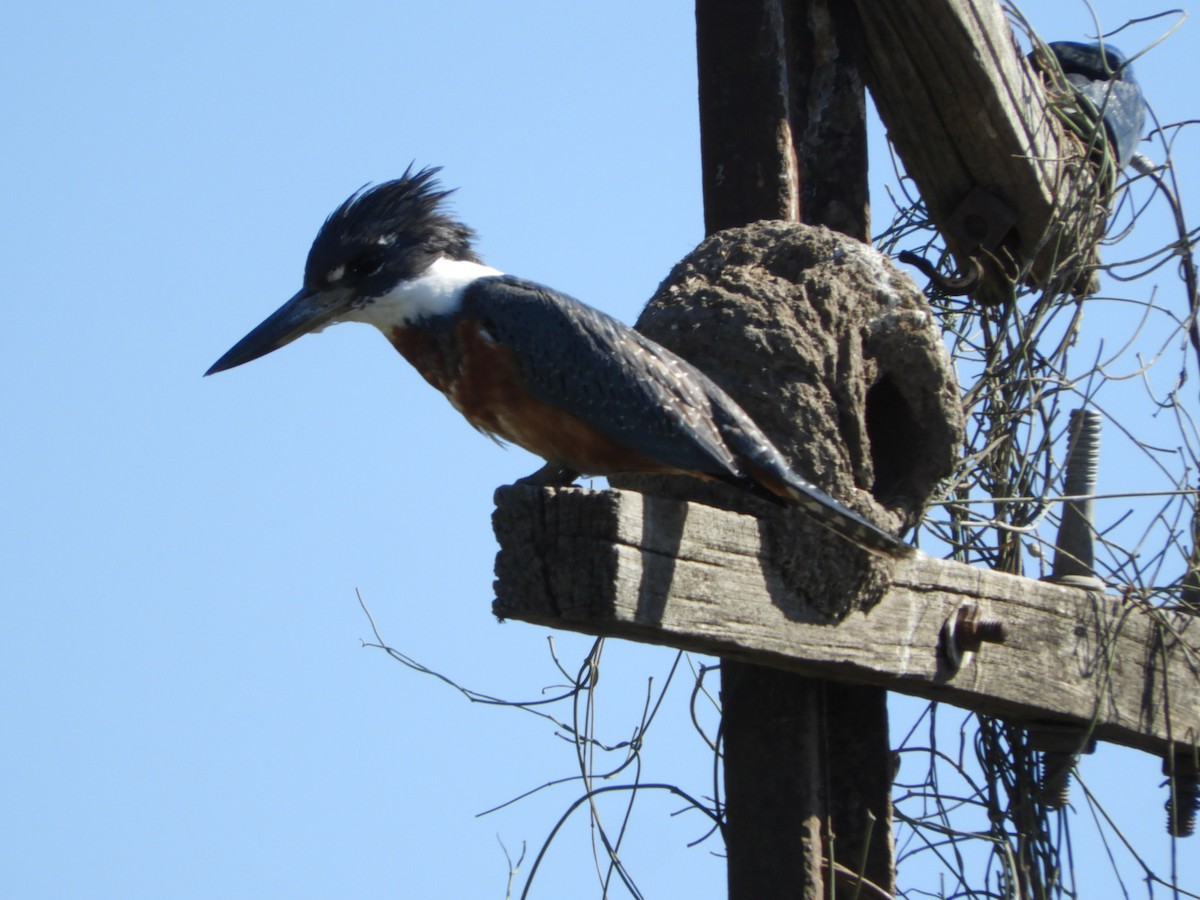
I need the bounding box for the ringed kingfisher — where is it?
[206,167,912,558]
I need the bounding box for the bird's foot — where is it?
[516,463,581,487]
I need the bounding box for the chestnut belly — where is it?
[388,318,680,476]
[464,392,677,476]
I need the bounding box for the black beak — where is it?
[205,287,350,376]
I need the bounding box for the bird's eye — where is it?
[347,251,386,279]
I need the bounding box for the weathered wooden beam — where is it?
[850,0,1102,300]
[493,486,1200,760]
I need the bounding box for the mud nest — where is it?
[614,221,962,619]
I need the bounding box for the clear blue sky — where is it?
[4,1,1197,897]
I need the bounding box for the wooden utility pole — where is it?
[694,1,891,895]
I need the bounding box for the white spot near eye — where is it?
[342,257,503,328]
[377,234,396,246]
[327,264,345,284]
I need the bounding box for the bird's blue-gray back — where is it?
[460,275,746,479]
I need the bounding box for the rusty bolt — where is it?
[1164,753,1200,838]
[1040,751,1075,808]
[954,603,1008,652]
[1028,722,1097,809]
[941,603,1007,673]
[1049,409,1105,590]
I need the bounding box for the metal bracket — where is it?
[944,186,1018,253]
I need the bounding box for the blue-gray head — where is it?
[206,166,487,375]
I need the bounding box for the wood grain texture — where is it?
[694,6,895,892]
[493,485,1200,758]
[850,0,1103,299]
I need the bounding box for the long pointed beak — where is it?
[205,287,351,376]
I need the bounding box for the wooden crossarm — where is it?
[493,485,1200,759]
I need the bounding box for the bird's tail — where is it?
[707,390,915,558]
[780,477,915,559]
[741,461,915,559]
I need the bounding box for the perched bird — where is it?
[1043,41,1145,170]
[207,167,912,558]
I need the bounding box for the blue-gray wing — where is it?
[459,275,745,479]
[1046,41,1145,169]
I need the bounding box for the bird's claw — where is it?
[516,463,581,487]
